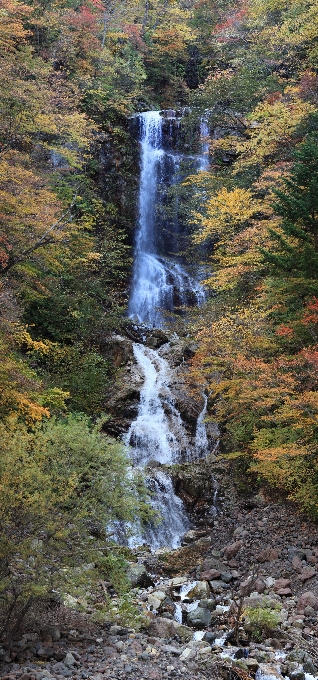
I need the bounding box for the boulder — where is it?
[256,663,284,680]
[223,541,243,559]
[187,604,211,628]
[41,625,60,641]
[254,579,266,594]
[171,621,193,643]
[273,578,291,592]
[292,557,303,572]
[148,593,165,610]
[200,569,221,581]
[233,526,249,538]
[64,652,76,668]
[221,572,233,583]
[299,568,316,582]
[128,563,153,588]
[245,659,259,673]
[276,588,292,595]
[187,581,211,599]
[209,580,230,593]
[199,598,216,611]
[288,548,309,562]
[179,648,196,661]
[148,617,192,642]
[297,591,318,612]
[36,647,54,659]
[145,330,169,349]
[289,670,305,680]
[201,557,228,573]
[257,548,280,562]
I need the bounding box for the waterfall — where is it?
[128,111,206,326]
[125,344,190,466]
[199,118,210,171]
[124,111,214,551]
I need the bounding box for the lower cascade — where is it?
[122,111,217,551]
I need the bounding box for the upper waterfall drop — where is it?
[128,111,166,326]
[128,111,206,326]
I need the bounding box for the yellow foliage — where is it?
[193,187,259,243]
[236,97,315,167]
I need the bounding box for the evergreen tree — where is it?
[262,135,318,277]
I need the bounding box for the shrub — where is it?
[244,604,281,641]
[0,414,148,641]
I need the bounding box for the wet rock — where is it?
[290,670,305,680]
[256,663,285,680]
[245,658,259,672]
[171,576,188,586]
[288,649,317,674]
[182,529,201,544]
[108,335,135,367]
[187,604,211,628]
[199,598,216,610]
[145,330,169,349]
[223,541,243,559]
[187,581,211,599]
[148,591,166,610]
[203,631,217,642]
[128,563,153,588]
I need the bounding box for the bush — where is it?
[244,604,281,640]
[0,414,148,641]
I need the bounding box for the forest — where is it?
[1,0,318,660]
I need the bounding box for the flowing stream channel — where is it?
[125,111,214,550]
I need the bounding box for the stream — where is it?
[125,111,214,550]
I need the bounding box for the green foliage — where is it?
[244,604,281,640]
[0,414,149,640]
[262,135,318,277]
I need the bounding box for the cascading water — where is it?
[128,111,206,326]
[125,111,215,550]
[125,344,191,466]
[199,118,210,171]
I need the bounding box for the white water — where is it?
[125,111,214,550]
[199,118,210,171]
[128,111,206,325]
[125,344,191,466]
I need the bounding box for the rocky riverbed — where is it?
[1,452,318,680]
